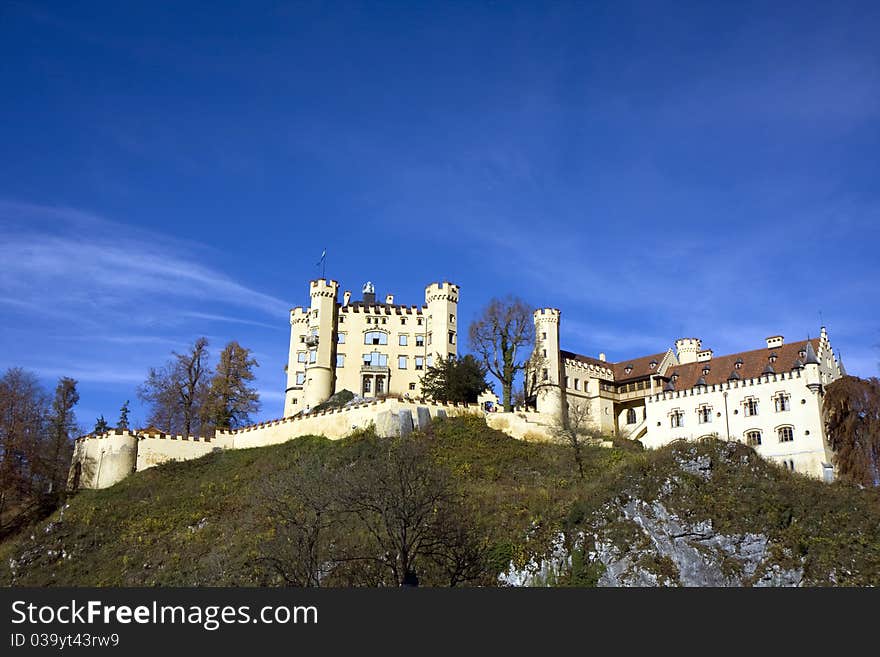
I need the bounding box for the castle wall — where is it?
[135,433,221,471]
[68,430,138,489]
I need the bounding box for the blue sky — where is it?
[1,1,878,430]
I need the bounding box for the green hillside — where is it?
[3,416,879,586]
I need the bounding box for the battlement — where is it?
[425,281,460,304]
[534,308,561,322]
[647,367,808,404]
[309,278,339,298]
[75,428,217,444]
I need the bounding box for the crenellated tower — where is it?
[533,308,564,417]
[424,282,460,363]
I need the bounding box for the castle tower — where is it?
[302,278,339,410]
[424,282,460,364]
[533,308,564,417]
[675,338,702,365]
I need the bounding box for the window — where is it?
[398,356,407,369]
[399,334,408,346]
[542,368,548,381]
[774,394,790,412]
[417,317,423,326]
[363,376,372,393]
[415,335,425,347]
[565,377,569,388]
[670,410,684,428]
[364,331,387,345]
[363,352,388,368]
[299,335,305,343]
[744,398,759,417]
[336,354,345,368]
[542,332,547,340]
[427,356,433,368]
[448,331,455,345]
[574,378,580,390]
[309,350,316,363]
[427,332,432,345]
[297,352,307,363]
[409,382,416,391]
[542,349,547,357]
[381,317,387,325]
[450,314,455,323]
[339,316,345,323]
[295,372,305,385]
[778,426,794,443]
[415,357,424,371]
[746,430,762,446]
[376,377,385,394]
[337,333,346,344]
[401,317,407,325]
[626,408,637,425]
[698,405,712,424]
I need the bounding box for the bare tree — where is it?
[552,400,596,480]
[469,296,535,412]
[338,435,485,586]
[139,337,212,436]
[0,368,48,533]
[258,454,341,586]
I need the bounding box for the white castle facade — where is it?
[69,278,846,489]
[533,307,845,481]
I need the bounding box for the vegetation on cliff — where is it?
[2,416,879,586]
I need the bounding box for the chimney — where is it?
[343,290,351,306]
[362,281,376,305]
[766,335,784,349]
[697,349,713,362]
[598,352,606,362]
[385,294,394,305]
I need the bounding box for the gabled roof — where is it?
[611,351,670,382]
[560,350,613,373]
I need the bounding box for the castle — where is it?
[532,307,845,481]
[285,279,460,415]
[68,278,846,489]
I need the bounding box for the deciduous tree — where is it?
[44,377,79,494]
[468,296,535,412]
[823,375,880,487]
[208,341,260,430]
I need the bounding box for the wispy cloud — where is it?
[182,312,283,331]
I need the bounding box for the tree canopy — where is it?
[468,296,534,412]
[420,355,490,404]
[823,375,880,487]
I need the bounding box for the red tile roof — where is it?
[665,338,820,390]
[560,350,613,374]
[611,352,669,382]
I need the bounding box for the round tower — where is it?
[533,308,564,417]
[303,278,339,410]
[424,282,460,362]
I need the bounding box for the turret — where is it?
[424,282,460,363]
[303,279,339,410]
[675,338,702,364]
[533,308,563,417]
[803,340,822,394]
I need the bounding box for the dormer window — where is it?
[769,353,777,363]
[671,373,679,382]
[649,360,657,369]
[702,366,710,376]
[798,349,806,359]
[735,359,743,369]
[624,364,633,375]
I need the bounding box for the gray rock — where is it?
[416,407,432,431]
[398,409,414,436]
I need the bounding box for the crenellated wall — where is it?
[69,397,485,489]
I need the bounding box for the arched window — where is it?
[626,408,637,425]
[778,426,794,443]
[745,430,762,446]
[364,331,387,345]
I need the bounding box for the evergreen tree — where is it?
[118,400,130,430]
[208,341,261,430]
[93,415,109,434]
[420,355,490,404]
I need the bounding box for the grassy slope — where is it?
[2,416,879,586]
